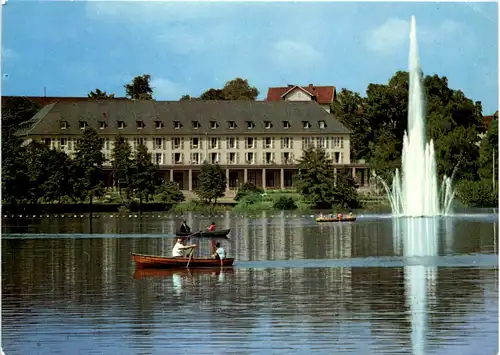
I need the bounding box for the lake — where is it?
[2,210,498,354]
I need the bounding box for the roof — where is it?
[16,100,350,136]
[2,95,129,107]
[266,85,336,105]
[483,111,498,128]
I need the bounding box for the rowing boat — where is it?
[132,253,235,269]
[316,216,357,222]
[175,229,231,238]
[133,266,235,279]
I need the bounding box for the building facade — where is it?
[265,84,336,112]
[16,100,374,191]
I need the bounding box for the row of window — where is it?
[99,151,344,165]
[43,136,344,151]
[62,119,328,131]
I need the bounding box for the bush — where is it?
[234,182,264,201]
[272,196,297,210]
[173,199,229,213]
[456,180,498,208]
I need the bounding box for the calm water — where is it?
[2,210,498,354]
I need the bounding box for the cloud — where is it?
[2,47,18,59]
[366,18,462,54]
[150,77,186,100]
[269,40,324,68]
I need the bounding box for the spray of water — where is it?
[379,16,455,217]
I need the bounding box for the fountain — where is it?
[380,16,455,217]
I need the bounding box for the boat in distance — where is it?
[316,216,357,223]
[175,229,231,238]
[132,253,235,269]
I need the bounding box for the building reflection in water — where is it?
[394,217,441,355]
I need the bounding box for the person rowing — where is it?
[207,222,216,232]
[211,242,225,260]
[172,237,197,258]
[179,220,191,234]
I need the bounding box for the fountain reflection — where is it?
[394,217,440,355]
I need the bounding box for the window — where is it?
[302,121,312,129]
[302,137,312,149]
[283,152,292,164]
[79,121,87,130]
[155,138,163,149]
[332,137,343,148]
[191,137,199,149]
[191,153,201,164]
[246,121,255,129]
[155,153,163,165]
[282,137,292,149]
[173,137,181,149]
[283,121,291,129]
[210,121,219,129]
[317,137,326,149]
[246,137,254,149]
[117,121,125,129]
[264,121,272,129]
[100,121,107,130]
[334,152,342,164]
[60,121,68,130]
[134,138,145,147]
[210,137,218,149]
[228,152,236,164]
[319,120,326,129]
[174,121,181,129]
[59,138,67,149]
[100,138,110,150]
[246,152,255,164]
[136,120,144,129]
[227,137,236,149]
[228,121,237,129]
[192,121,200,129]
[44,138,52,146]
[264,152,274,164]
[155,121,163,129]
[211,152,220,164]
[174,153,182,164]
[264,137,272,148]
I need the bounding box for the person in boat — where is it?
[172,237,197,258]
[179,220,191,234]
[337,213,343,219]
[348,212,353,218]
[211,242,225,260]
[318,212,324,219]
[207,222,216,232]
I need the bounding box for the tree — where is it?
[156,181,185,205]
[295,146,336,208]
[221,77,259,100]
[88,88,115,99]
[2,134,29,204]
[40,149,73,203]
[478,119,498,183]
[128,143,157,210]
[71,128,105,207]
[179,94,199,101]
[234,182,263,201]
[2,96,41,135]
[124,74,153,100]
[195,162,226,204]
[200,88,225,100]
[111,134,133,196]
[332,168,360,209]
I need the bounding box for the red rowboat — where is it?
[132,253,235,269]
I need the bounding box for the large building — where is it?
[265,84,336,112]
[16,99,373,191]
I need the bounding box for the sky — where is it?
[1,1,498,114]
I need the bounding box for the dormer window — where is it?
[264,121,272,129]
[60,121,68,130]
[246,121,255,129]
[136,120,145,129]
[174,121,181,129]
[228,121,236,129]
[192,121,200,129]
[99,121,107,130]
[318,120,326,129]
[155,120,163,129]
[79,121,88,130]
[117,121,125,130]
[283,121,291,129]
[210,121,219,129]
[303,121,312,129]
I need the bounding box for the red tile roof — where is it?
[483,110,498,128]
[265,84,336,105]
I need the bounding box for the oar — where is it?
[186,248,194,269]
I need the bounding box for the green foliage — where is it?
[1,96,41,135]
[124,74,153,100]
[2,133,30,204]
[295,146,336,208]
[111,134,133,195]
[456,180,498,208]
[156,181,185,205]
[71,128,105,204]
[332,168,360,209]
[478,119,498,181]
[195,162,226,204]
[88,88,115,99]
[272,196,297,210]
[234,182,264,201]
[185,77,259,101]
[173,199,230,213]
[128,143,157,207]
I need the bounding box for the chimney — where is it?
[288,84,293,88]
[308,84,313,88]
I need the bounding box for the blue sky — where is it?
[1,1,498,114]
